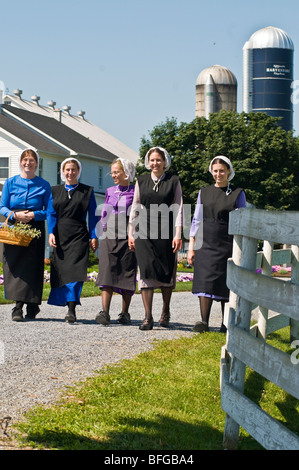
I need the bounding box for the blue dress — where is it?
[0,174,51,221]
[47,184,98,306]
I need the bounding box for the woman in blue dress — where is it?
[0,148,51,321]
[47,157,99,323]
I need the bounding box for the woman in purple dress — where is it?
[95,158,136,325]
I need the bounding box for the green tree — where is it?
[137,111,299,211]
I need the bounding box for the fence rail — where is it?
[221,208,299,450]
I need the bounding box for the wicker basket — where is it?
[0,212,35,247]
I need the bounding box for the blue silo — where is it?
[243,26,294,130]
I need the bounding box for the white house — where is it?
[0,90,140,256]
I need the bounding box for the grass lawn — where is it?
[12,328,299,450]
[1,262,297,450]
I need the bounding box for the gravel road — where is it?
[0,292,224,428]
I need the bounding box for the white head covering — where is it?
[115,158,135,182]
[19,148,40,174]
[144,147,171,171]
[209,155,235,181]
[60,157,82,182]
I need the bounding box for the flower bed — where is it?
[87,271,98,282]
[256,265,291,277]
[176,273,193,282]
[0,265,290,286]
[271,265,291,277]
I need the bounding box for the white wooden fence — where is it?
[220,208,299,450]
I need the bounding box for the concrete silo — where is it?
[243,26,294,130]
[196,64,237,119]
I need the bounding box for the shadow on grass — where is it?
[23,416,221,450]
[21,414,260,451]
[244,367,299,437]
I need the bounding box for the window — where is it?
[0,157,9,178]
[98,166,103,189]
[57,162,61,184]
[38,157,43,177]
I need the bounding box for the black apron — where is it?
[3,220,45,304]
[96,214,137,292]
[134,173,179,283]
[50,183,92,288]
[192,185,243,298]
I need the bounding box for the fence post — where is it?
[291,245,299,341]
[257,241,273,340]
[222,209,299,449]
[224,235,242,327]
[222,235,242,447]
[223,235,257,449]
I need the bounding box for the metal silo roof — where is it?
[196,65,237,86]
[245,26,294,50]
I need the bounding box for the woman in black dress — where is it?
[187,156,246,333]
[129,147,183,330]
[47,158,98,322]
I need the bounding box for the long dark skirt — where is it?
[135,237,175,284]
[50,218,89,288]
[134,204,176,285]
[192,219,233,299]
[3,221,45,304]
[96,234,137,294]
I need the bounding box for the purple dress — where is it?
[96,184,137,295]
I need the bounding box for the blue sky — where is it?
[0,0,298,152]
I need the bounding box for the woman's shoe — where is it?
[65,301,77,323]
[158,312,170,328]
[12,307,24,322]
[65,310,76,323]
[117,312,131,324]
[95,310,111,325]
[25,303,40,320]
[192,321,209,333]
[139,317,154,330]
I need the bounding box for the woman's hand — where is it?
[49,233,56,248]
[172,237,182,253]
[187,249,195,265]
[128,235,135,252]
[187,237,195,265]
[90,238,99,252]
[14,210,35,223]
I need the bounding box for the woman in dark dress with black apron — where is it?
[129,147,183,330]
[47,158,98,323]
[187,156,246,333]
